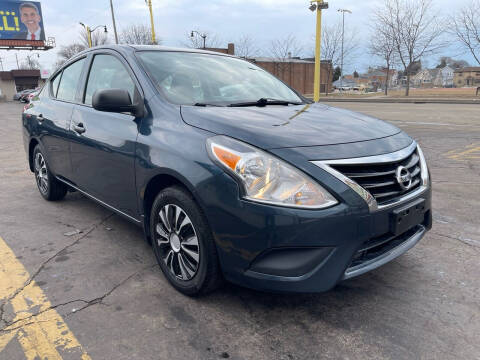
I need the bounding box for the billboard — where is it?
[0,1,45,41]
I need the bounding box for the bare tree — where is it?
[269,34,303,78]
[235,34,259,59]
[120,24,159,45]
[55,43,86,69]
[449,0,480,65]
[369,17,397,95]
[376,0,446,96]
[317,22,358,94]
[183,30,223,49]
[19,56,40,70]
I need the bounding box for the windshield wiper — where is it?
[193,103,224,107]
[227,98,303,107]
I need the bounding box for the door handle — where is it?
[37,114,44,123]
[73,123,86,134]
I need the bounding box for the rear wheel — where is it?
[33,145,67,201]
[150,186,222,296]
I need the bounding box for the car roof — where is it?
[76,44,236,59]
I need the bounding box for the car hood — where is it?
[180,103,401,149]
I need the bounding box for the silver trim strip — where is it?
[343,225,426,280]
[319,141,418,165]
[311,141,430,212]
[56,178,142,224]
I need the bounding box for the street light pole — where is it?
[109,0,119,44]
[310,0,328,102]
[190,31,207,49]
[337,9,352,92]
[146,0,157,44]
[80,23,107,48]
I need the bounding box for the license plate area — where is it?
[390,198,426,235]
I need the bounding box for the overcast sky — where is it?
[0,0,475,73]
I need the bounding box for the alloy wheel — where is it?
[34,152,48,195]
[156,204,200,281]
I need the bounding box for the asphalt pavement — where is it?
[0,101,479,360]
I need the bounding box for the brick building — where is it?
[249,57,333,95]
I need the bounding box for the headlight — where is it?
[416,144,430,187]
[207,136,338,209]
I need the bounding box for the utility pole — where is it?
[15,54,20,69]
[309,0,329,102]
[109,0,119,44]
[146,0,157,44]
[0,57,3,71]
[338,9,352,92]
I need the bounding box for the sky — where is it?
[0,0,475,74]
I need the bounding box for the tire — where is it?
[150,186,222,296]
[33,145,67,201]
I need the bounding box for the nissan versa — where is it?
[22,45,432,295]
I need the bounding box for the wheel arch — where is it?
[141,171,204,243]
[28,138,40,172]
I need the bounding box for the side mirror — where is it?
[92,88,144,117]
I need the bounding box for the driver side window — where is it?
[84,54,136,106]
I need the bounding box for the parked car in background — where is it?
[22,45,432,296]
[13,89,35,101]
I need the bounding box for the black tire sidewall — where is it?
[150,187,213,295]
[33,145,52,200]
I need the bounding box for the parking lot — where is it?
[0,101,479,359]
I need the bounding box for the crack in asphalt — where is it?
[0,213,114,327]
[431,232,480,249]
[0,263,158,333]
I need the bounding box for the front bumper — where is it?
[197,170,432,293]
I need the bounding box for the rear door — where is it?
[33,58,87,181]
[69,51,141,219]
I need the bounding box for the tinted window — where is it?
[57,58,86,102]
[137,51,302,106]
[84,54,135,105]
[50,73,61,98]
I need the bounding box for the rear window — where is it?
[56,58,86,102]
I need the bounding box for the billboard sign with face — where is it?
[0,1,45,41]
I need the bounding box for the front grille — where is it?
[349,225,422,268]
[330,148,422,206]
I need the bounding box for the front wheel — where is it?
[150,186,222,296]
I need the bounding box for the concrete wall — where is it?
[0,79,17,100]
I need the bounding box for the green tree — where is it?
[333,66,341,81]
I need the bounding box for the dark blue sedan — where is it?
[22,45,432,295]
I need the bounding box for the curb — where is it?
[313,98,480,105]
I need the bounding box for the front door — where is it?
[69,53,141,219]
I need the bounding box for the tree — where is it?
[449,0,480,65]
[436,56,470,69]
[120,24,158,45]
[20,56,40,70]
[235,34,259,59]
[333,66,341,82]
[55,43,86,69]
[369,14,397,95]
[269,34,303,79]
[184,30,223,49]
[317,22,358,94]
[353,70,359,78]
[375,0,446,96]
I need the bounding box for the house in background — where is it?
[454,67,480,87]
[438,66,454,87]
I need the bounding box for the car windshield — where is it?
[137,51,303,106]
